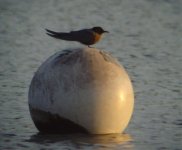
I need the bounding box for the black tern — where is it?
[45,26,108,47]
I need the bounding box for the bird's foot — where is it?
[88,45,94,48]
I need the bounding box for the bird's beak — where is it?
[104,31,109,33]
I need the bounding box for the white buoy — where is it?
[28,48,134,134]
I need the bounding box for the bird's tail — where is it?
[45,29,74,41]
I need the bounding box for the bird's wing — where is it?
[45,28,95,45]
[45,29,59,34]
[69,29,95,45]
[46,29,74,40]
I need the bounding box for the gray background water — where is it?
[0,0,182,149]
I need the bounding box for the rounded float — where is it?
[28,48,134,134]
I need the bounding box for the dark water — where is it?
[0,0,182,149]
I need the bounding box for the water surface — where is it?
[0,0,182,149]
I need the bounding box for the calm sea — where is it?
[0,0,181,149]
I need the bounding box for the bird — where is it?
[45,26,108,47]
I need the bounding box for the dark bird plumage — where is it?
[45,26,108,47]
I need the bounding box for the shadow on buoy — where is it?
[29,106,89,134]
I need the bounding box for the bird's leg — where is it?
[88,45,93,48]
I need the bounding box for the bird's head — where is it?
[92,27,109,34]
